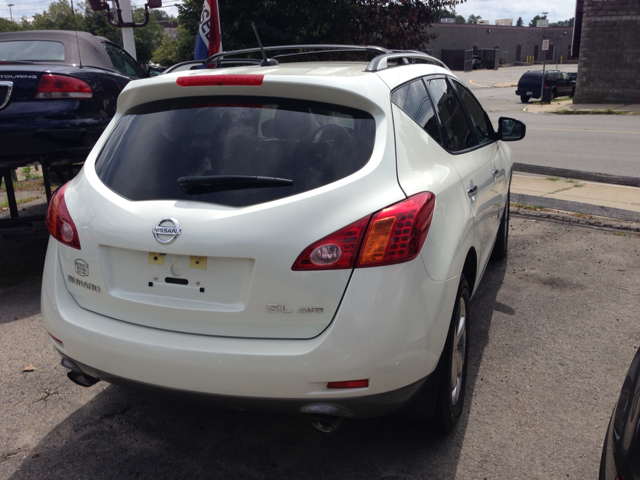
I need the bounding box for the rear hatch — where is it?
[517,71,542,94]
[58,72,404,339]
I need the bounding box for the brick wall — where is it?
[574,0,640,103]
[426,24,574,66]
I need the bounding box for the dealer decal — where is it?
[67,275,101,293]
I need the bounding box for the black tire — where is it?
[520,95,530,103]
[491,192,510,261]
[432,275,470,434]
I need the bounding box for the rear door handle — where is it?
[492,169,499,177]
[467,185,478,197]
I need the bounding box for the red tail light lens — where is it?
[292,192,435,271]
[292,216,371,271]
[46,183,81,250]
[177,74,264,87]
[327,379,369,389]
[34,74,93,99]
[357,192,435,268]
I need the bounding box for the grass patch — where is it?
[0,178,46,193]
[0,196,40,211]
[565,179,585,187]
[511,203,547,211]
[546,177,560,181]
[556,108,632,115]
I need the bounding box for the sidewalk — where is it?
[525,99,640,114]
[511,173,640,223]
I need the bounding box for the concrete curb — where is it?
[511,193,640,223]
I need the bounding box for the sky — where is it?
[453,0,577,25]
[1,0,577,26]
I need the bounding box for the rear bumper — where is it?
[515,89,540,97]
[42,235,458,418]
[58,351,437,419]
[0,101,108,165]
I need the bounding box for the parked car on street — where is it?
[41,45,525,434]
[0,30,148,173]
[600,346,640,479]
[515,69,576,103]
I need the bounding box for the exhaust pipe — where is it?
[61,358,100,387]
[307,415,343,435]
[67,371,100,387]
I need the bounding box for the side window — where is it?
[102,42,146,79]
[426,78,475,153]
[451,79,494,146]
[391,79,441,143]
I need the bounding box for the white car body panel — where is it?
[391,105,476,282]
[43,239,457,398]
[40,58,519,417]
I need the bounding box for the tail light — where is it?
[177,74,264,87]
[292,192,435,271]
[34,74,93,99]
[46,183,81,250]
[327,379,369,389]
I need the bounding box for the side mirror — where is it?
[498,117,526,142]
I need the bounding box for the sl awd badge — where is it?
[74,259,89,276]
[153,217,182,245]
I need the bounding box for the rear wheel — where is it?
[432,275,470,434]
[520,95,530,103]
[491,192,510,261]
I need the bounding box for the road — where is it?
[455,65,640,177]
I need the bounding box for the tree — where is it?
[466,14,482,24]
[516,17,523,27]
[0,17,29,32]
[549,18,574,27]
[174,0,466,61]
[529,14,547,27]
[31,0,86,31]
[437,8,465,23]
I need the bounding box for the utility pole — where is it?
[7,4,14,22]
[119,0,137,60]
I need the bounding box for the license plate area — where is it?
[100,246,255,310]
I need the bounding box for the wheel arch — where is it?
[462,248,478,296]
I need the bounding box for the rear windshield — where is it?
[95,97,376,207]
[521,72,542,81]
[0,41,65,61]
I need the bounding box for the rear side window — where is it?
[95,97,376,207]
[391,79,441,143]
[0,41,65,61]
[426,78,474,153]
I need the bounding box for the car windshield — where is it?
[95,96,376,207]
[0,41,65,61]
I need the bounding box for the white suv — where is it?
[41,46,525,434]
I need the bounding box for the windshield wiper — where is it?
[177,175,293,194]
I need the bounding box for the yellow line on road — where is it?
[469,80,493,88]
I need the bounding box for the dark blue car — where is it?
[0,30,147,173]
[600,346,640,479]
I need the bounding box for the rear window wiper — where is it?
[177,175,293,194]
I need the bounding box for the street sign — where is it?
[542,39,550,51]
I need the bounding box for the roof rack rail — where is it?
[365,51,449,72]
[205,44,390,66]
[164,45,449,75]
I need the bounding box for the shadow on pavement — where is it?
[10,262,507,480]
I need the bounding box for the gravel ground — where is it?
[1,211,639,479]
